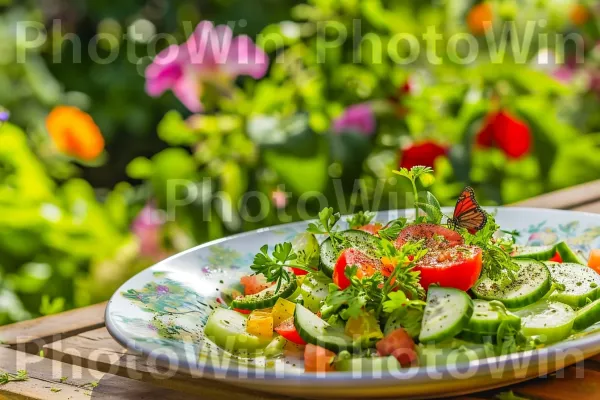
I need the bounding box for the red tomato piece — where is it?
[358,223,383,235]
[290,267,309,276]
[304,344,336,372]
[233,305,251,315]
[416,245,482,291]
[395,223,464,248]
[333,248,383,289]
[376,328,417,366]
[549,251,563,263]
[240,274,272,295]
[275,317,307,345]
[588,249,600,274]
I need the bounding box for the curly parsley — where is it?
[250,242,312,292]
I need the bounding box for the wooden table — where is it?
[4,180,600,400]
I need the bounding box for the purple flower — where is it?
[145,21,269,112]
[155,285,170,295]
[332,104,376,136]
[0,110,9,122]
[131,202,168,262]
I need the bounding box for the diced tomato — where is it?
[333,248,383,289]
[416,245,482,291]
[549,251,563,263]
[395,223,464,248]
[588,249,600,274]
[376,328,417,366]
[358,223,383,235]
[291,267,309,276]
[274,317,307,345]
[304,344,336,372]
[234,305,251,315]
[240,274,272,295]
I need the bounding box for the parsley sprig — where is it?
[250,242,312,293]
[307,207,345,249]
[463,214,519,280]
[346,211,376,229]
[0,370,28,385]
[393,166,435,219]
[377,218,407,241]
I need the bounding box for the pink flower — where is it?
[145,21,269,112]
[271,189,288,209]
[131,202,168,261]
[332,104,376,136]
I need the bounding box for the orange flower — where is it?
[46,106,105,161]
[569,4,590,26]
[467,3,493,35]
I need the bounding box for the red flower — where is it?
[399,141,448,169]
[475,110,532,159]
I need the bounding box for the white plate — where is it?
[106,208,600,398]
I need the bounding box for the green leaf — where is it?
[157,110,196,146]
[126,157,153,179]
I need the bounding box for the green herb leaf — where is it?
[250,242,311,293]
[416,191,443,224]
[378,218,407,241]
[0,370,28,385]
[346,211,376,229]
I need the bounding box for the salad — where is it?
[204,167,600,373]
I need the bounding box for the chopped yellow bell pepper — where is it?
[272,297,296,327]
[345,312,383,341]
[246,311,273,339]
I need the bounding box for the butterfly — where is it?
[448,186,487,233]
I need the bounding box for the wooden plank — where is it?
[0,302,106,354]
[514,180,600,209]
[573,200,600,214]
[43,327,290,399]
[510,366,600,400]
[0,347,204,400]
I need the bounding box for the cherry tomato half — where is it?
[333,248,382,289]
[275,317,307,345]
[415,245,482,291]
[395,223,464,248]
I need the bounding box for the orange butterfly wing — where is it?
[450,187,487,232]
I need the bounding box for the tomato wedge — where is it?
[376,328,417,366]
[304,344,335,372]
[333,248,382,289]
[358,223,383,235]
[395,223,463,248]
[274,317,306,345]
[395,223,481,291]
[416,245,482,291]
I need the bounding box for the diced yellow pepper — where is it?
[246,311,273,339]
[345,312,383,341]
[272,297,296,327]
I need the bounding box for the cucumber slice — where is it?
[555,242,587,265]
[319,230,380,277]
[294,303,357,353]
[204,308,270,353]
[419,287,474,343]
[334,356,403,374]
[300,272,332,313]
[513,301,575,343]
[546,262,600,307]
[418,340,493,367]
[472,259,551,308]
[511,245,556,261]
[574,298,600,331]
[231,279,297,310]
[465,300,521,334]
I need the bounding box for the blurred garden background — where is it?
[0,0,599,325]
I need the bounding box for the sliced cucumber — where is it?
[334,356,403,374]
[546,262,600,308]
[294,303,357,353]
[465,300,521,334]
[231,279,297,310]
[513,301,575,343]
[419,287,474,343]
[418,340,493,367]
[319,230,380,277]
[472,259,551,308]
[204,308,270,353]
[574,298,600,331]
[300,272,332,313]
[511,245,556,261]
[555,242,587,265]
